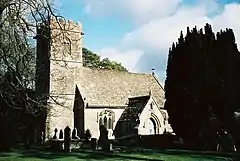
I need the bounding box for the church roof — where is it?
[119,95,150,121]
[76,67,165,107]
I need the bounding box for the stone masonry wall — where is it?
[85,108,125,139]
[46,18,83,139]
[138,98,166,135]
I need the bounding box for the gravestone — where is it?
[72,128,80,139]
[51,128,63,152]
[98,125,110,152]
[64,126,71,152]
[41,132,44,145]
[59,129,63,139]
[91,138,97,150]
[53,128,58,139]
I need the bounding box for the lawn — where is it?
[0,148,237,161]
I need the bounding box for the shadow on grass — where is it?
[15,148,163,161]
[0,153,12,158]
[1,146,237,161]
[157,149,236,160]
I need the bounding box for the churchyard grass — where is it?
[0,148,236,161]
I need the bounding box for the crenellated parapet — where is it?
[49,17,83,64]
[50,17,82,33]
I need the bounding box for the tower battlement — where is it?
[49,17,83,64]
[50,17,82,33]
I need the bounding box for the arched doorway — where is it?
[148,118,156,134]
[146,114,161,135]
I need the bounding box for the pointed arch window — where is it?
[63,37,71,56]
[98,110,115,130]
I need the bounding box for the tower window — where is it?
[63,37,71,56]
[63,42,71,56]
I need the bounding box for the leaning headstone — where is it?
[91,138,97,150]
[64,126,71,152]
[98,125,110,152]
[59,129,63,139]
[53,128,58,139]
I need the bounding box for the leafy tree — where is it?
[165,23,240,150]
[82,48,101,68]
[83,129,92,142]
[82,47,128,72]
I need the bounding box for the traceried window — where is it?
[98,110,115,130]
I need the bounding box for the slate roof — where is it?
[76,67,165,107]
[119,95,150,121]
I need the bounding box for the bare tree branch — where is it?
[0,0,70,116]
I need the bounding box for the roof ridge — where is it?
[83,67,151,75]
[151,73,165,91]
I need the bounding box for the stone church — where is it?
[35,18,173,141]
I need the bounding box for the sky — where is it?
[53,0,240,84]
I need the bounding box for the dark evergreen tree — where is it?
[165,23,240,150]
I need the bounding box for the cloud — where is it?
[116,0,182,24]
[122,6,211,52]
[83,0,113,17]
[83,0,181,24]
[86,1,240,82]
[98,48,144,72]
[123,2,240,52]
[212,3,240,48]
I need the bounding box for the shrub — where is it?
[84,129,92,142]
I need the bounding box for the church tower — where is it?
[35,17,83,140]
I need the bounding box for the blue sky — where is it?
[54,0,240,84]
